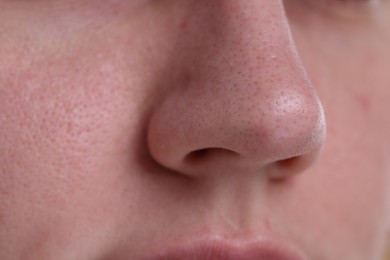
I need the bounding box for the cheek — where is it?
[288,86,390,259]
[0,7,176,254]
[0,52,146,254]
[289,23,390,257]
[279,30,390,257]
[326,94,389,225]
[0,61,117,180]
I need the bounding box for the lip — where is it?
[145,236,306,260]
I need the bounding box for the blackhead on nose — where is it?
[147,0,326,179]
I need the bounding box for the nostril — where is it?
[185,148,212,164]
[277,157,299,169]
[265,157,301,180]
[185,147,239,164]
[268,155,316,180]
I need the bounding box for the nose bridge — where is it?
[177,0,296,69]
[175,0,312,109]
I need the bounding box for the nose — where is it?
[147,0,326,179]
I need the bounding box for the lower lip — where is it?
[145,237,306,260]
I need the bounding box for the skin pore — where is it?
[0,0,390,259]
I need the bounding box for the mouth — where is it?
[145,236,306,260]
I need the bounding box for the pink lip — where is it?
[145,237,306,260]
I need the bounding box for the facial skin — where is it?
[0,0,390,259]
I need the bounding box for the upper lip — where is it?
[144,236,306,260]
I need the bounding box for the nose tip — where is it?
[147,82,326,178]
[257,88,326,178]
[256,88,326,163]
[146,0,326,179]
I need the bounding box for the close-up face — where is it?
[1,0,390,259]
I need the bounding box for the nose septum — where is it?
[147,0,326,180]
